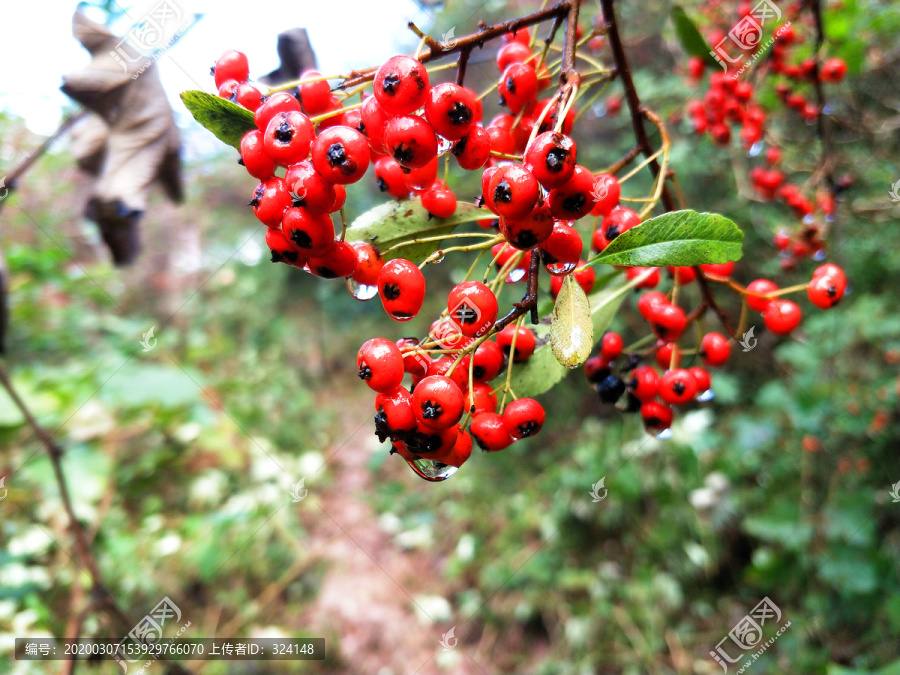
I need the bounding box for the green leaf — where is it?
[509,270,648,398]
[671,6,719,68]
[589,210,743,268]
[550,275,593,368]
[180,90,256,151]
[344,200,492,263]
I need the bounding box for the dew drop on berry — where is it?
[697,389,715,402]
[544,260,578,275]
[656,428,673,440]
[345,277,379,301]
[437,137,454,156]
[507,268,527,283]
[401,456,459,481]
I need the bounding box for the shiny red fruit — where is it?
[452,126,492,170]
[424,82,477,140]
[374,55,430,116]
[447,281,499,339]
[282,206,334,255]
[412,375,465,430]
[700,332,731,367]
[524,131,577,189]
[383,115,439,169]
[763,299,802,335]
[311,125,371,184]
[378,258,426,321]
[497,325,536,362]
[548,165,596,220]
[503,398,545,439]
[358,337,405,393]
[471,412,514,451]
[308,239,358,279]
[250,178,292,228]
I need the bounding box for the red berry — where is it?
[655,342,681,370]
[473,340,504,382]
[308,239,358,279]
[486,123,517,156]
[686,56,704,80]
[373,156,409,199]
[403,156,439,192]
[378,258,426,321]
[628,365,659,402]
[383,115,438,169]
[548,165,596,220]
[820,58,847,84]
[374,55,430,116]
[471,412,514,451]
[763,299,802,335]
[700,262,734,277]
[504,27,531,46]
[600,332,624,361]
[489,164,540,220]
[426,355,471,392]
[648,303,687,342]
[263,111,314,166]
[236,83,264,110]
[405,423,460,460]
[746,279,778,312]
[452,126,492,170]
[358,337,405,393]
[375,386,417,435]
[265,228,305,267]
[637,291,668,320]
[441,429,473,467]
[311,125,371,184]
[420,182,457,218]
[496,41,533,72]
[240,129,277,180]
[350,242,384,286]
[601,206,640,242]
[282,206,334,255]
[500,203,554,251]
[689,366,711,394]
[360,95,390,153]
[538,221,583,274]
[700,332,731,367]
[499,63,538,113]
[807,264,846,308]
[217,79,239,99]
[584,355,611,384]
[503,398,545,439]
[412,375,464,430]
[297,70,333,115]
[590,174,621,216]
[524,131,577,189]
[641,400,673,434]
[497,325,536,362]
[668,266,696,285]
[250,178,292,228]
[447,281,499,339]
[424,82,477,140]
[625,267,660,289]
[213,50,249,88]
[284,160,337,213]
[254,92,301,132]
[469,382,498,414]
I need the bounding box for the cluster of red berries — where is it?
[684,2,848,268]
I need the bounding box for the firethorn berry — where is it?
[311,126,371,184]
[763,299,802,335]
[497,324,536,362]
[656,342,681,370]
[412,375,464,430]
[406,423,460,459]
[426,355,471,392]
[282,207,333,255]
[820,57,847,84]
[659,368,698,405]
[213,49,249,88]
[439,429,473,468]
[500,203,554,250]
[503,397,545,439]
[284,160,337,213]
[625,266,661,289]
[550,262,596,296]
[601,206,640,242]
[358,338,405,393]
[360,95,391,153]
[374,386,417,436]
[489,164,540,220]
[807,264,847,308]
[641,400,673,434]
[469,382,498,414]
[637,291,668,320]
[447,281,499,338]
[548,165,597,220]
[700,332,731,367]
[700,262,735,277]
[584,355,611,384]
[452,126,492,170]
[499,63,538,113]
[424,82,476,140]
[686,55,705,80]
[217,79,240,99]
[350,242,384,287]
[421,181,457,218]
[600,332,624,361]
[308,239,358,279]
[373,156,409,199]
[497,41,533,71]
[689,366,711,394]
[249,177,292,228]
[332,184,347,211]
[746,279,778,312]
[486,123,517,156]
[404,157,439,192]
[394,337,427,376]
[648,303,687,342]
[378,258,426,321]
[235,88,263,112]
[374,55,430,115]
[628,365,659,402]
[668,266,696,285]
[524,131,577,189]
[539,221,583,274]
[254,92,301,132]
[266,228,304,267]
[297,69,332,115]
[590,174,621,216]
[528,98,575,136]
[383,115,439,169]
[472,340,504,382]
[240,130,277,180]
[263,111,314,166]
[471,412,514,451]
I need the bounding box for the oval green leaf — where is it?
[181,90,256,151]
[550,275,594,368]
[588,210,743,268]
[671,6,719,68]
[345,200,493,263]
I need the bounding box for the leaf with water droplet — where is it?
[550,275,593,368]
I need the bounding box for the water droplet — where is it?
[802,214,816,226]
[345,278,378,301]
[403,456,459,481]
[544,260,578,276]
[430,251,445,264]
[812,249,827,261]
[437,138,454,156]
[507,268,527,283]
[747,141,764,157]
[825,213,835,223]
[656,428,673,440]
[697,389,715,402]
[591,101,608,118]
[823,104,834,115]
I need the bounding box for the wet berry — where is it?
[374,55,430,116]
[471,412,514,451]
[358,337,405,393]
[378,258,426,321]
[412,375,465,430]
[311,125,371,184]
[503,398,544,439]
[384,115,439,169]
